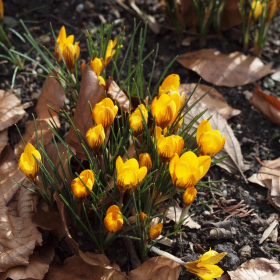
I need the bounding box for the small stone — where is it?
[203,210,210,216]
[31,92,40,99]
[222,190,227,198]
[222,253,240,271]
[65,97,70,105]
[37,68,43,74]
[234,174,240,180]
[42,35,51,45]
[76,3,84,13]
[84,0,94,9]
[236,124,241,130]
[238,245,251,259]
[14,88,21,98]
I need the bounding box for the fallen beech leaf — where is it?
[45,253,126,280]
[228,258,280,280]
[249,85,280,126]
[0,90,26,131]
[0,206,42,272]
[14,119,54,160]
[183,104,250,179]
[106,78,131,112]
[179,83,241,120]
[159,202,201,229]
[0,129,8,155]
[35,72,65,123]
[31,209,66,241]
[65,65,105,159]
[222,0,242,30]
[248,157,280,211]
[177,49,274,87]
[0,146,25,206]
[0,246,55,280]
[202,220,231,230]
[129,256,180,280]
[259,220,278,244]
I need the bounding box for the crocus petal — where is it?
[199,251,227,265]
[197,156,211,180]
[116,156,124,173]
[180,151,198,173]
[196,120,212,143]
[137,166,147,183]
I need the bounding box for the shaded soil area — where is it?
[1,0,280,279]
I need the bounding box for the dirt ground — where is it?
[1,1,280,279]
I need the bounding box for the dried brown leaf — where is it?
[259,220,279,244]
[206,228,232,240]
[0,90,26,131]
[222,0,242,30]
[129,256,180,280]
[65,65,105,159]
[179,83,241,120]
[177,49,274,87]
[35,72,65,122]
[248,157,280,211]
[0,145,25,206]
[0,246,55,280]
[249,85,280,126]
[0,129,8,155]
[14,119,54,160]
[183,104,249,178]
[45,253,126,280]
[0,206,42,272]
[228,258,280,280]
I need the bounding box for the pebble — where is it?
[37,68,43,74]
[238,245,251,259]
[203,210,210,216]
[222,190,227,198]
[31,92,40,99]
[84,0,94,9]
[236,124,241,130]
[76,3,84,13]
[222,253,240,271]
[65,97,70,105]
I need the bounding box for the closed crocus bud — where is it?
[169,151,211,190]
[249,0,264,23]
[129,104,148,135]
[104,38,117,66]
[116,156,147,193]
[158,74,186,111]
[157,134,184,163]
[19,143,41,181]
[0,0,4,22]
[89,57,104,76]
[183,186,197,207]
[149,223,163,240]
[54,26,74,62]
[104,205,123,232]
[62,42,80,73]
[196,120,225,157]
[80,62,86,76]
[185,249,227,280]
[151,93,180,129]
[86,124,105,153]
[71,169,95,198]
[267,0,279,21]
[139,153,152,173]
[92,98,118,131]
[139,212,148,222]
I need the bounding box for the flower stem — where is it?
[174,204,191,231]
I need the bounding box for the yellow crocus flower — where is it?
[267,0,279,21]
[104,205,123,232]
[104,38,117,66]
[169,151,211,190]
[196,120,225,157]
[129,104,148,135]
[139,212,148,222]
[149,223,163,240]
[0,0,4,22]
[158,74,186,111]
[185,249,227,280]
[62,41,80,73]
[116,156,147,193]
[54,26,74,62]
[182,186,197,207]
[89,57,104,76]
[151,93,180,129]
[86,124,105,153]
[139,153,152,173]
[71,169,95,199]
[19,143,41,181]
[92,98,118,131]
[249,0,265,23]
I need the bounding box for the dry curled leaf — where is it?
[259,220,279,244]
[0,246,55,280]
[128,256,180,280]
[0,90,26,131]
[206,228,232,240]
[177,49,274,87]
[0,206,42,272]
[179,83,241,120]
[0,129,8,155]
[14,119,54,160]
[248,157,280,211]
[249,85,280,126]
[228,258,280,280]
[0,145,25,206]
[65,65,105,159]
[183,104,250,179]
[35,72,65,124]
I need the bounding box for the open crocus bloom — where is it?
[129,104,148,135]
[104,205,123,232]
[55,26,74,62]
[71,170,95,198]
[185,249,227,280]
[196,120,225,157]
[169,151,211,190]
[149,223,163,240]
[92,98,118,131]
[19,143,41,181]
[116,156,147,193]
[104,38,117,66]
